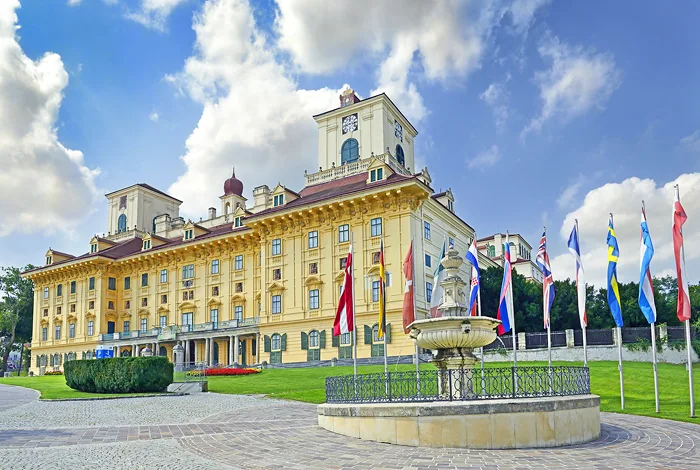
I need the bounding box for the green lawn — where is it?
[2,361,699,424]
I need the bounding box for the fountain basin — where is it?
[408,316,501,351]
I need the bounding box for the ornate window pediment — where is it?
[304,275,323,286]
[268,281,285,292]
[105,312,118,321]
[178,300,197,311]
[231,293,246,302]
[207,297,222,307]
[137,308,150,317]
[157,305,170,315]
[119,311,131,319]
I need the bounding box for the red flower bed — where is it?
[203,367,261,377]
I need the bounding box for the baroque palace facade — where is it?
[24,89,538,373]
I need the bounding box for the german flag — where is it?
[378,238,387,339]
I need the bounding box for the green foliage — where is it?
[624,337,652,353]
[64,357,173,393]
[0,265,36,374]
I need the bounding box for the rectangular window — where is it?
[182,264,194,279]
[182,312,193,326]
[273,194,284,206]
[271,295,282,314]
[234,217,242,227]
[189,290,194,300]
[43,308,48,317]
[425,254,431,267]
[69,323,75,338]
[124,277,131,290]
[161,294,167,304]
[143,240,151,250]
[87,321,94,336]
[125,300,130,310]
[57,306,62,315]
[377,168,383,180]
[141,273,148,287]
[271,238,281,256]
[449,236,454,247]
[55,325,61,340]
[57,284,63,296]
[89,277,95,290]
[235,255,243,270]
[184,229,194,240]
[141,298,148,307]
[341,332,351,346]
[160,316,167,328]
[338,224,349,243]
[370,169,376,182]
[46,256,52,265]
[309,289,320,309]
[340,257,347,270]
[88,300,94,310]
[273,268,281,280]
[210,308,219,326]
[211,259,220,274]
[308,231,318,248]
[90,243,97,253]
[108,277,116,290]
[70,281,76,294]
[448,200,454,212]
[372,252,380,264]
[42,327,47,341]
[370,218,382,237]
[70,304,76,313]
[235,282,243,293]
[424,221,431,240]
[372,281,380,302]
[212,286,219,296]
[234,306,243,321]
[426,282,433,303]
[309,262,318,274]
[43,287,49,299]
[123,321,130,333]
[140,318,147,332]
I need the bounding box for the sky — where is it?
[2,0,700,288]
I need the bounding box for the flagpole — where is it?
[474,232,486,394]
[411,238,421,395]
[351,232,357,378]
[507,231,517,394]
[642,201,660,413]
[675,185,695,418]
[611,213,625,410]
[381,232,388,377]
[576,219,588,368]
[544,226,552,368]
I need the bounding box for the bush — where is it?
[44,370,63,375]
[187,367,261,377]
[64,357,173,393]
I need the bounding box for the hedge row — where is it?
[64,356,173,393]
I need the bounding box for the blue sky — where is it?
[2,0,700,287]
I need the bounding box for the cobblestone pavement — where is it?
[1,384,699,469]
[0,384,39,411]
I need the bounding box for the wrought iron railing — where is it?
[325,366,590,404]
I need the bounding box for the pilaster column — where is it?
[234,336,240,365]
[204,338,210,365]
[229,335,234,365]
[210,337,216,366]
[185,340,190,365]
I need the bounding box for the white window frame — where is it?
[271,238,281,256]
[308,231,318,249]
[235,255,243,270]
[338,224,349,243]
[309,289,320,309]
[271,294,282,314]
[211,260,220,274]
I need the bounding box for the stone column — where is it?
[153,342,157,356]
[234,336,240,366]
[256,332,261,363]
[517,332,527,351]
[204,338,210,365]
[185,340,190,365]
[565,329,575,348]
[116,346,120,357]
[210,337,215,366]
[228,335,234,365]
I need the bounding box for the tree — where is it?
[0,266,35,374]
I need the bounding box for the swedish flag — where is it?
[607,216,624,327]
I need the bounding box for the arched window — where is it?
[309,330,319,348]
[488,245,495,258]
[159,346,167,357]
[395,144,405,166]
[341,138,359,165]
[271,333,281,351]
[117,214,127,233]
[225,202,231,214]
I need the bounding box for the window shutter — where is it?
[35,356,40,368]
[364,325,372,345]
[264,335,271,352]
[281,333,287,351]
[332,333,339,347]
[386,323,391,344]
[49,355,54,366]
[301,332,308,350]
[320,330,326,349]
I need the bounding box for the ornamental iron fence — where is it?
[325,366,590,404]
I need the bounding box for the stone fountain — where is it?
[408,245,501,398]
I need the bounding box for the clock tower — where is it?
[311,87,417,181]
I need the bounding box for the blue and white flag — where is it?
[567,224,588,328]
[639,206,656,324]
[497,233,514,335]
[466,238,480,316]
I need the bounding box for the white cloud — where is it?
[67,0,83,6]
[680,130,700,152]
[522,34,622,138]
[275,1,550,123]
[479,74,510,132]
[466,145,500,169]
[149,111,160,122]
[0,1,98,236]
[166,0,340,216]
[550,173,700,288]
[126,0,187,31]
[557,174,586,209]
[507,0,551,33]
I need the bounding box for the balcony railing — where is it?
[304,152,411,187]
[98,317,261,343]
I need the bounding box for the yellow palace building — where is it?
[24,89,503,373]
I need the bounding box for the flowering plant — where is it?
[45,370,64,375]
[186,367,261,377]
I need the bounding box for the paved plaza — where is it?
[1,384,698,469]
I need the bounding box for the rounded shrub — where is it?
[64,356,173,393]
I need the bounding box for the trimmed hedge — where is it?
[64,356,173,393]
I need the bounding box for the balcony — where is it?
[98,318,261,342]
[304,152,411,187]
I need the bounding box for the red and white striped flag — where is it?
[333,244,354,336]
[673,187,691,322]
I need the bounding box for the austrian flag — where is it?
[333,244,354,336]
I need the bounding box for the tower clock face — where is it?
[394,120,403,141]
[342,113,358,134]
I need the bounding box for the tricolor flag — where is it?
[639,206,656,324]
[377,239,387,338]
[673,187,691,322]
[429,240,447,318]
[568,223,587,328]
[497,234,514,335]
[465,238,480,316]
[333,244,354,336]
[536,229,555,330]
[607,216,624,328]
[402,241,415,333]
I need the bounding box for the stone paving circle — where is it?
[0,383,698,469]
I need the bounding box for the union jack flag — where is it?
[536,229,555,329]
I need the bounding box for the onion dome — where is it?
[223,167,243,196]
